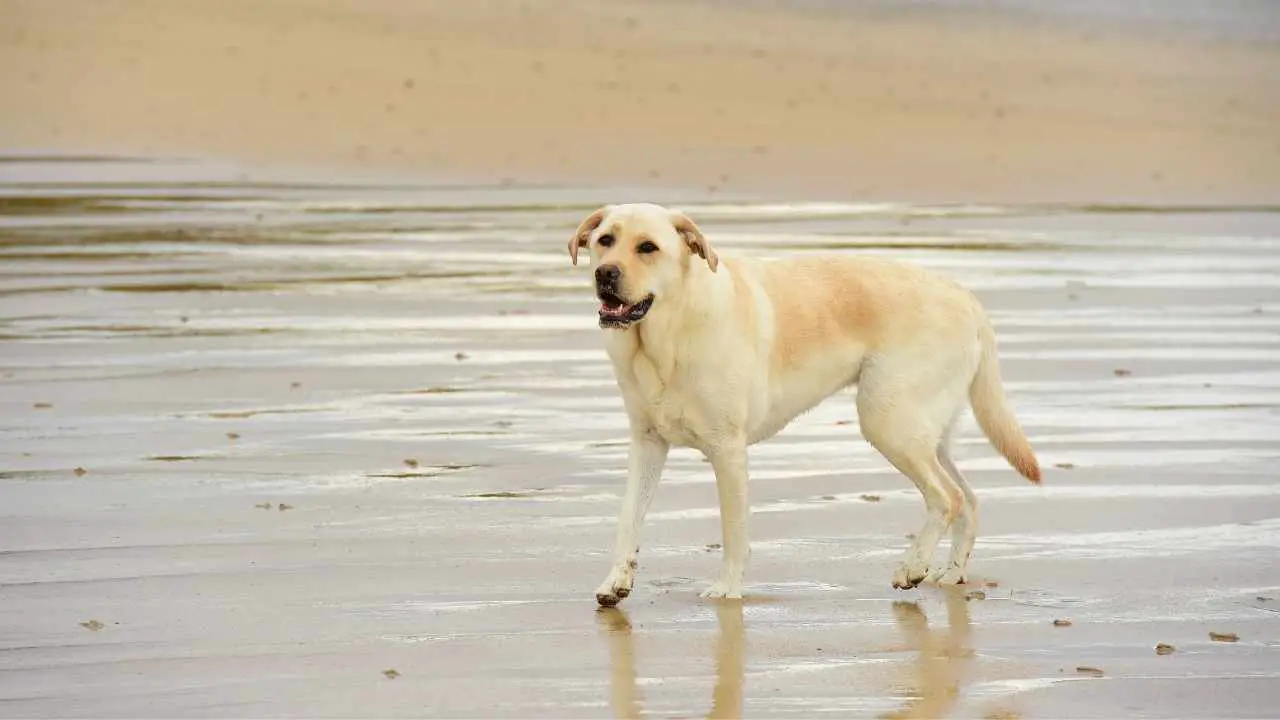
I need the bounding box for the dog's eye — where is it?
[598,234,615,247]
[637,241,659,254]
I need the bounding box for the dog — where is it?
[568,203,1040,606]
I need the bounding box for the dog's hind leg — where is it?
[877,445,962,590]
[928,424,979,585]
[857,351,974,590]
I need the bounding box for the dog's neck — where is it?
[620,258,730,369]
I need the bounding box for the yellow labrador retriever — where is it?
[569,203,1040,606]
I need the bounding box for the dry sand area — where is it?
[2,1,1280,718]
[2,0,1279,202]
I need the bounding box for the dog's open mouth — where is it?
[598,291,654,328]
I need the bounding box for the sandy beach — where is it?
[1,155,1278,717]
[3,0,1279,203]
[2,1,1280,718]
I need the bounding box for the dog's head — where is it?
[568,203,718,329]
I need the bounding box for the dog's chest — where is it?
[612,344,711,448]
[638,385,704,447]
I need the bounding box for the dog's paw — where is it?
[926,564,967,586]
[594,565,636,607]
[892,563,929,590]
[596,588,630,607]
[699,578,743,600]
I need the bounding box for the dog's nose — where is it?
[596,264,621,286]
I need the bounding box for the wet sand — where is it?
[4,0,1280,716]
[1,155,1278,717]
[3,0,1280,203]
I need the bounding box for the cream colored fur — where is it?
[569,203,1039,606]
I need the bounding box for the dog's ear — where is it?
[568,206,609,266]
[670,210,718,272]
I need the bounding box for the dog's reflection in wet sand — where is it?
[596,588,974,720]
[883,588,975,720]
[596,601,745,720]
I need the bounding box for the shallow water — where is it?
[1,155,1279,718]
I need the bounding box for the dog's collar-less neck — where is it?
[666,256,727,310]
[629,261,730,362]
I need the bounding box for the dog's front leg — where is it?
[596,431,669,607]
[701,443,750,599]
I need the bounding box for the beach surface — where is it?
[2,1,1280,718]
[3,0,1279,203]
[1,155,1278,717]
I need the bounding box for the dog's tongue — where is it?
[600,301,630,317]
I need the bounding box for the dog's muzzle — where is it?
[594,266,654,328]
[597,290,654,328]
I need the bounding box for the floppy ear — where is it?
[670,210,718,272]
[568,206,609,266]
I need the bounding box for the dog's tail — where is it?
[970,320,1041,483]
